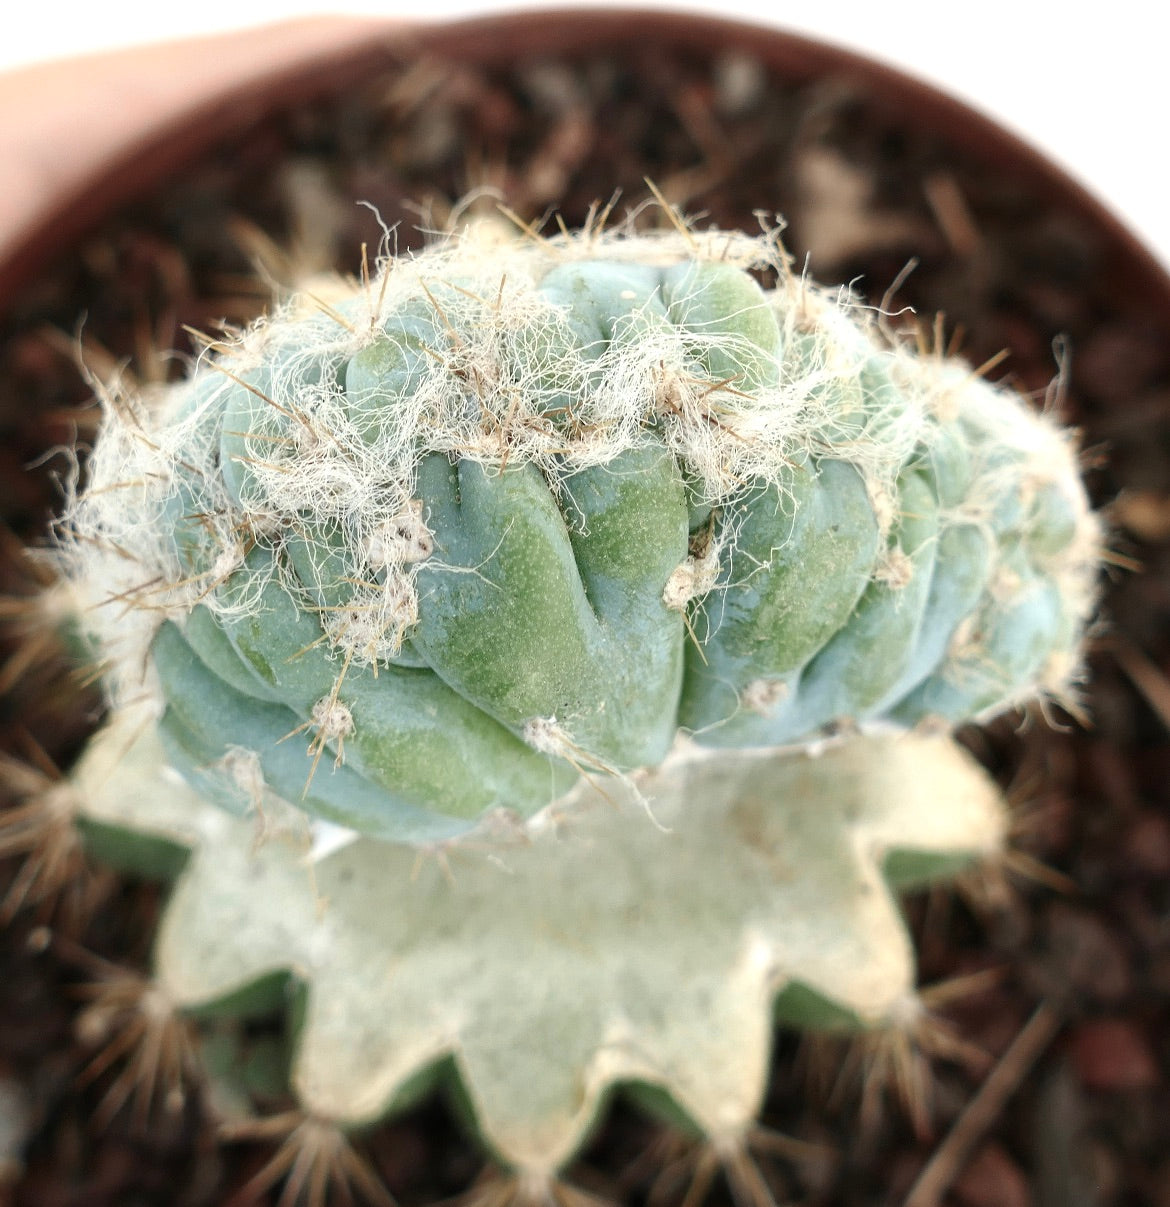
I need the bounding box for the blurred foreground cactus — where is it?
[50,222,1098,1189]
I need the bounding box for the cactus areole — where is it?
[63,225,1099,844]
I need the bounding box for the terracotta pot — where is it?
[0,17,392,307]
[3,11,1169,1204]
[2,10,1168,319]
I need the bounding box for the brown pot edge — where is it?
[2,7,1168,326]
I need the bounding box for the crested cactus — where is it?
[53,222,1098,1186]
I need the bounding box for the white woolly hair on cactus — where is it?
[49,212,1099,1183]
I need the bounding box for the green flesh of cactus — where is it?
[66,228,1097,842]
[56,224,1100,1177]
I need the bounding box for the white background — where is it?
[3,2,1167,269]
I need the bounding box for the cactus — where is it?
[52,223,1098,1187]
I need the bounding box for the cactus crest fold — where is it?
[59,225,1099,840]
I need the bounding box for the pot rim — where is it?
[2,7,1168,322]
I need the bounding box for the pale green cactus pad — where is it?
[61,225,1099,843]
[74,706,1005,1174]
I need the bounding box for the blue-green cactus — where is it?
[63,227,1098,843]
[49,222,1103,1187]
